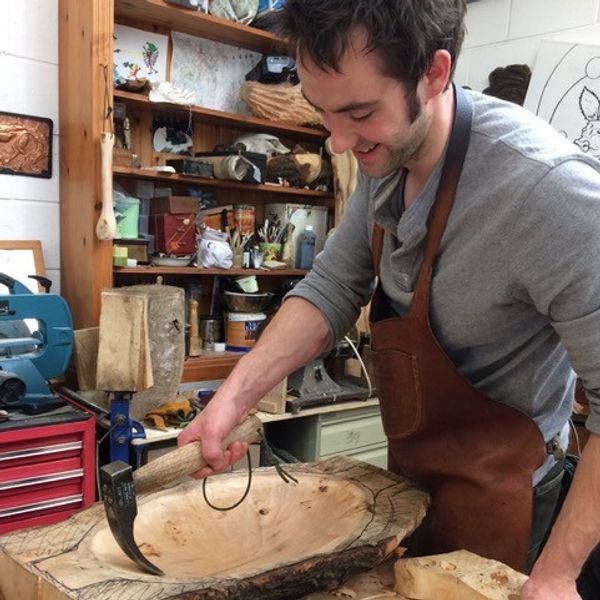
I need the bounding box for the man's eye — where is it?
[350,112,373,122]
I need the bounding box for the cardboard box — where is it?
[264,203,329,265]
[150,196,199,215]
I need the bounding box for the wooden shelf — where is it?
[182,352,242,382]
[115,0,285,54]
[113,165,334,199]
[114,266,307,276]
[114,90,327,141]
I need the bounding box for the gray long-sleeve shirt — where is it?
[289,90,600,468]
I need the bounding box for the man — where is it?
[179,1,600,598]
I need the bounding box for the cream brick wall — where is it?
[0,0,60,291]
[457,0,600,91]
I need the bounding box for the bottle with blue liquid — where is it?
[296,225,316,270]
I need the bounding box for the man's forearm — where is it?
[211,296,332,419]
[532,432,600,579]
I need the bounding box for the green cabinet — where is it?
[266,405,387,468]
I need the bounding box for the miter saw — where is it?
[0,273,73,414]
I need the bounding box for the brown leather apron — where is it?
[369,85,547,572]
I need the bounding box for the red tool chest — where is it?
[0,408,95,535]
[149,213,196,255]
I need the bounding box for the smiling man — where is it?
[178,2,600,598]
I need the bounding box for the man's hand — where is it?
[521,575,581,599]
[177,405,248,478]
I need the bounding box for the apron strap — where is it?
[372,223,385,276]
[410,84,473,315]
[370,84,473,306]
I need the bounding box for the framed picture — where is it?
[0,240,46,293]
[0,112,53,178]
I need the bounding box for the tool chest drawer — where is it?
[266,404,387,467]
[0,413,95,535]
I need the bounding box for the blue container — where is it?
[296,225,316,270]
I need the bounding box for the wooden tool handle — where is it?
[133,414,263,494]
[96,132,117,241]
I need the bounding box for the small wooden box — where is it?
[149,213,196,255]
[150,196,199,215]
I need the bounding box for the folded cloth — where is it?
[144,399,195,430]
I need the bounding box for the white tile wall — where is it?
[0,0,60,291]
[458,0,600,91]
[9,0,59,64]
[464,0,511,48]
[509,0,599,39]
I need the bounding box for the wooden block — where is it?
[73,327,99,391]
[394,550,527,600]
[257,377,287,414]
[96,291,153,392]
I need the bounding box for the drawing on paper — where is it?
[171,32,261,114]
[114,25,169,84]
[524,40,600,160]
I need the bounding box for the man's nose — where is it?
[323,117,357,154]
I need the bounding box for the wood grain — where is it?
[0,457,430,600]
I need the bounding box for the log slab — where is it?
[0,457,429,600]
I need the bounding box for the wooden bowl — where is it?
[0,457,429,600]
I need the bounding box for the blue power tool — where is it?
[0,273,73,413]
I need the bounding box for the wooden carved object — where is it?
[0,457,430,600]
[325,139,358,224]
[394,550,527,599]
[240,82,323,127]
[95,132,117,240]
[0,111,52,178]
[95,285,185,419]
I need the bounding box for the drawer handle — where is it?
[0,494,82,519]
[0,468,84,491]
[0,441,83,462]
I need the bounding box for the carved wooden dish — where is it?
[0,457,429,600]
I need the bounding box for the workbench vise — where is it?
[0,273,73,411]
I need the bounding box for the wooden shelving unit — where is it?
[59,0,330,382]
[114,0,284,54]
[113,166,333,200]
[113,90,328,141]
[115,266,307,276]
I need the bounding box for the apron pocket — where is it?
[371,349,422,439]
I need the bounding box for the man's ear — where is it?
[422,49,452,100]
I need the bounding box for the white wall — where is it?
[0,0,60,291]
[457,0,600,91]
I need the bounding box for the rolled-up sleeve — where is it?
[286,173,376,344]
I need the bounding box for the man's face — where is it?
[298,35,430,178]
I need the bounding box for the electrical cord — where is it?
[343,334,373,398]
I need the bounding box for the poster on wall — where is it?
[114,24,169,85]
[0,112,53,178]
[524,40,600,161]
[170,31,261,114]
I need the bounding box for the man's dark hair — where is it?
[277,0,466,90]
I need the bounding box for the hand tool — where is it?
[99,414,264,576]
